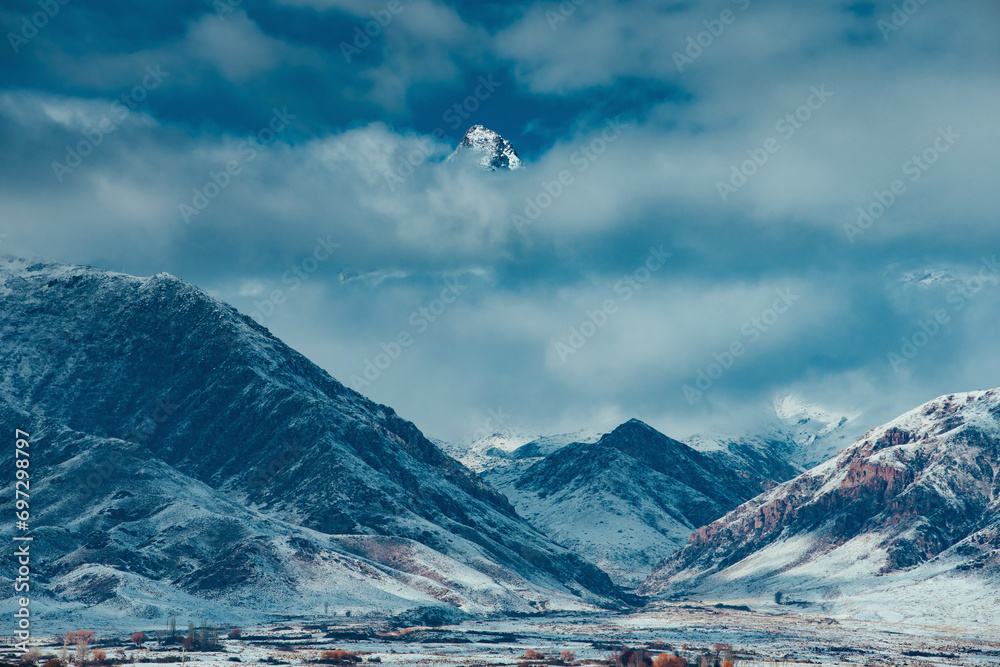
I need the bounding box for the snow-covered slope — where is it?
[448,125,523,171]
[446,427,605,481]
[0,258,622,626]
[640,390,1000,624]
[482,420,793,588]
[686,394,867,471]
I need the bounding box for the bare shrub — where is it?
[92,649,107,664]
[523,650,545,661]
[132,633,147,647]
[560,651,576,664]
[73,640,91,664]
[65,631,95,645]
[20,647,42,665]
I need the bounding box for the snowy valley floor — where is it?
[5,602,1000,667]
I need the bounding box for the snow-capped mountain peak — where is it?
[449,125,523,171]
[685,393,867,471]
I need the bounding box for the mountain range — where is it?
[0,258,620,627]
[456,398,861,587]
[1,116,994,637]
[476,419,798,587]
[3,255,997,628]
[640,390,1000,624]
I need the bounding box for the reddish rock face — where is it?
[640,390,1000,596]
[867,427,913,452]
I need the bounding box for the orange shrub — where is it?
[653,654,686,667]
[320,650,357,663]
[560,651,576,663]
[524,650,545,660]
[131,632,146,647]
[91,650,107,663]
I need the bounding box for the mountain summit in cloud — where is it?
[449,125,523,171]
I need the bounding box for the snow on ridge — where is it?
[451,426,607,474]
[449,125,523,171]
[855,389,1000,446]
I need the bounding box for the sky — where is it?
[1,0,999,444]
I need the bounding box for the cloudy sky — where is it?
[2,0,999,444]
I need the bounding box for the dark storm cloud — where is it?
[1,0,998,442]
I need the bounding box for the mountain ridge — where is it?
[482,418,799,587]
[0,257,622,626]
[639,389,1000,623]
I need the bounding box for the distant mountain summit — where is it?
[449,125,523,171]
[686,394,867,472]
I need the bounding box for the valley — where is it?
[5,604,1000,667]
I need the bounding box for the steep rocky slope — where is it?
[640,390,1000,620]
[484,420,793,587]
[0,258,620,625]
